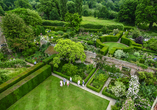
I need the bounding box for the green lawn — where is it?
[104,42,128,50]
[81,16,123,25]
[8,76,110,110]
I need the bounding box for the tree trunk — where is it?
[149,22,153,30]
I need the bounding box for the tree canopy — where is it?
[1,13,34,52]
[118,0,137,24]
[8,8,42,27]
[14,0,32,9]
[37,0,59,20]
[65,12,82,31]
[135,0,157,29]
[53,39,86,68]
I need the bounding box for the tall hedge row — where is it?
[0,65,51,110]
[42,20,124,31]
[42,20,66,26]
[0,62,44,93]
[80,24,124,30]
[100,31,123,42]
[120,31,142,47]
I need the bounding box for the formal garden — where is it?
[0,0,157,110]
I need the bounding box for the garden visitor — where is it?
[34,61,36,65]
[63,78,66,85]
[78,80,80,85]
[70,77,72,82]
[60,80,63,87]
[67,80,69,87]
[82,80,85,87]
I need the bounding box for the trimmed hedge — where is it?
[0,62,44,93]
[124,26,134,31]
[100,46,109,56]
[53,71,70,80]
[100,35,118,42]
[0,65,51,110]
[84,68,96,83]
[83,28,101,32]
[142,48,157,54]
[96,39,106,48]
[120,31,142,47]
[53,68,96,85]
[43,26,66,32]
[42,20,66,26]
[42,54,56,64]
[100,31,123,42]
[80,24,124,30]
[102,87,118,100]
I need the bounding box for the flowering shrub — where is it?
[114,50,126,59]
[121,97,135,110]
[134,52,140,57]
[135,96,151,110]
[110,81,126,97]
[126,75,140,100]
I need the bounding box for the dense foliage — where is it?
[53,39,86,67]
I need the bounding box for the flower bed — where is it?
[86,69,109,92]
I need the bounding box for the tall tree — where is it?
[65,12,82,31]
[75,0,83,16]
[118,0,137,24]
[14,0,32,9]
[1,13,34,52]
[37,0,59,20]
[135,0,157,30]
[67,1,75,14]
[98,6,109,19]
[59,0,67,20]
[53,39,86,68]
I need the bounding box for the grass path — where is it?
[8,76,110,110]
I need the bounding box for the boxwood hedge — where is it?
[0,62,44,93]
[100,46,109,56]
[0,65,51,110]
[102,87,118,100]
[42,20,66,26]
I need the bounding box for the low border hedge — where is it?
[86,71,109,92]
[100,46,109,56]
[0,65,51,110]
[102,87,118,100]
[84,68,96,83]
[53,68,96,85]
[100,31,123,42]
[0,62,44,93]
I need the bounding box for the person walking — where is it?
[78,80,80,85]
[67,80,69,87]
[60,80,63,87]
[70,77,72,82]
[82,80,85,87]
[63,78,66,85]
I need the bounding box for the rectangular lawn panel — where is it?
[104,42,128,51]
[7,76,109,110]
